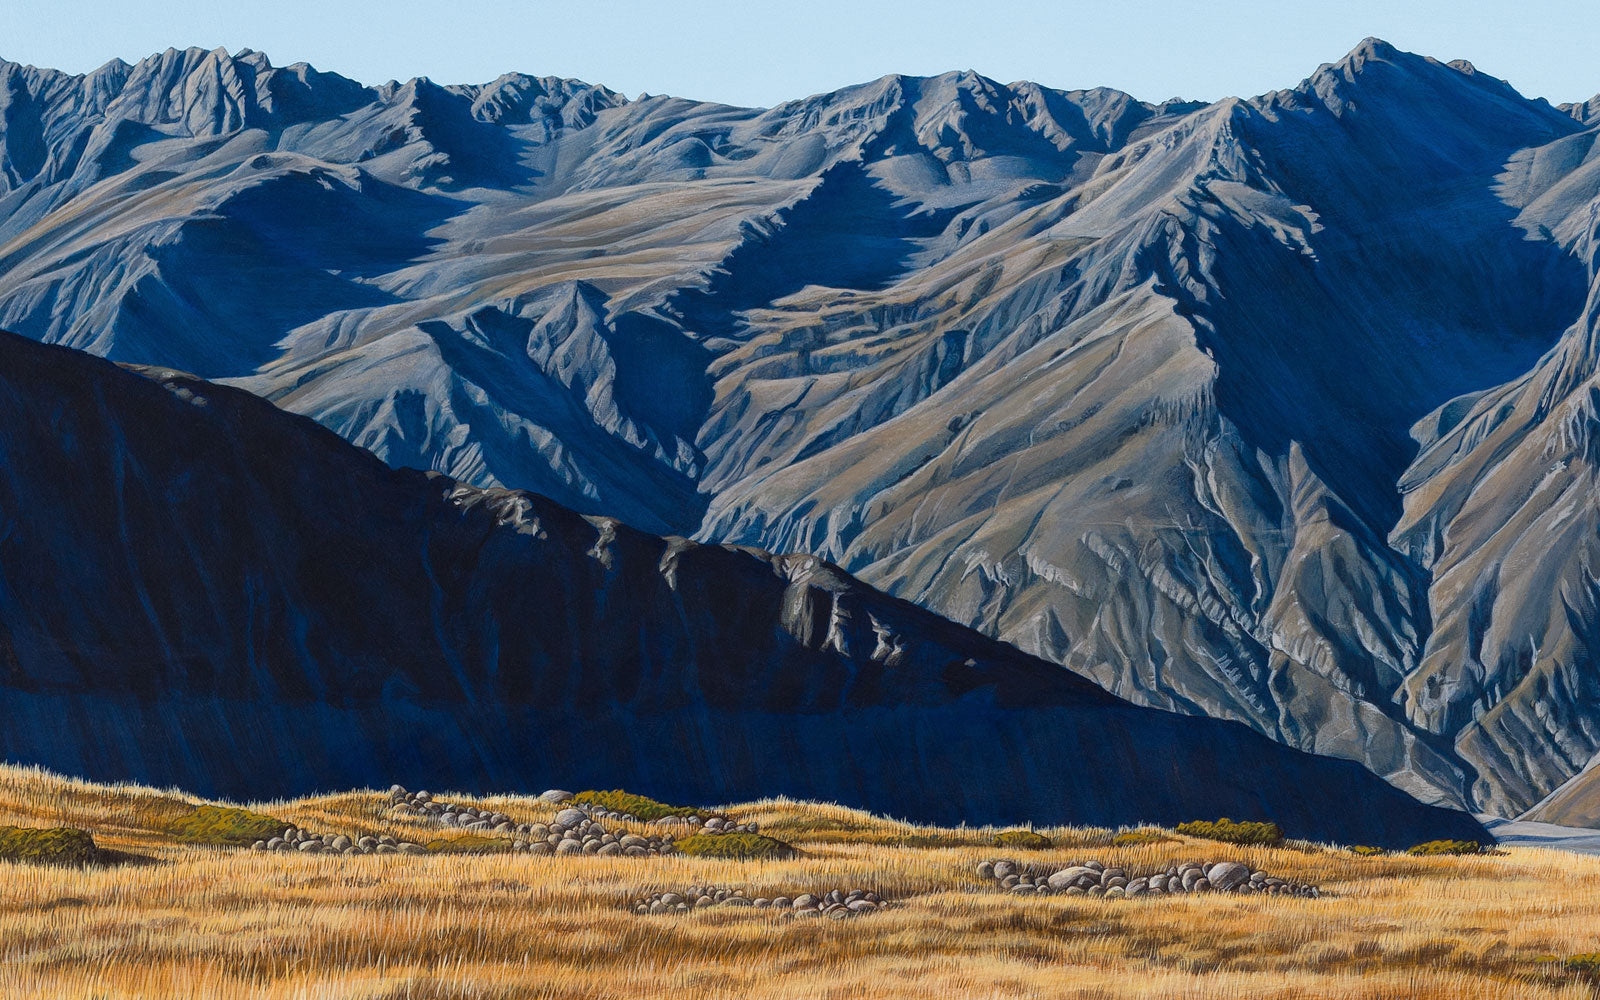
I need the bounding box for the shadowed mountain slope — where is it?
[0,331,1487,847]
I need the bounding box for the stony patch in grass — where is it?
[165,804,286,846]
[994,829,1052,849]
[673,831,797,860]
[0,825,99,866]
[1175,818,1284,847]
[632,884,889,917]
[1405,839,1481,856]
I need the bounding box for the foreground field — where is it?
[1,766,1597,1000]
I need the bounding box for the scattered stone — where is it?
[632,885,889,918]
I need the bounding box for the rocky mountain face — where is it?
[0,331,1486,847]
[1,41,1599,820]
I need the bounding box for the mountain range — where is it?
[1,39,1598,825]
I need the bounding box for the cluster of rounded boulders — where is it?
[389,785,674,854]
[643,813,758,834]
[633,885,889,918]
[389,785,756,838]
[389,785,515,832]
[251,827,426,856]
[582,805,756,835]
[514,806,676,856]
[977,858,1320,899]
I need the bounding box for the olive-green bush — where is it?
[1174,818,1284,846]
[165,805,284,846]
[573,789,708,822]
[1405,839,1481,856]
[672,832,797,860]
[994,829,1052,849]
[0,825,99,866]
[1112,828,1173,846]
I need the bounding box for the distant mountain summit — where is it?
[1,41,1598,823]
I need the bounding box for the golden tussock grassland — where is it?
[1,763,1598,999]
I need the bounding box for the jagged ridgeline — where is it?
[1,41,1599,822]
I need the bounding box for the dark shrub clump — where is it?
[574,789,708,822]
[0,825,100,866]
[994,829,1052,849]
[1565,954,1600,980]
[1112,828,1173,846]
[1175,818,1284,846]
[673,832,797,860]
[165,805,284,846]
[1405,839,1481,856]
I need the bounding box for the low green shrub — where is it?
[883,833,970,848]
[1112,829,1173,846]
[164,805,284,846]
[994,829,1052,849]
[1405,839,1481,856]
[425,834,513,855]
[1566,954,1600,979]
[574,789,707,822]
[673,832,797,860]
[1350,845,1387,857]
[0,825,99,866]
[1175,818,1284,846]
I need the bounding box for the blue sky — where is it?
[5,0,1598,107]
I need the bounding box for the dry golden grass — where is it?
[0,764,1597,999]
